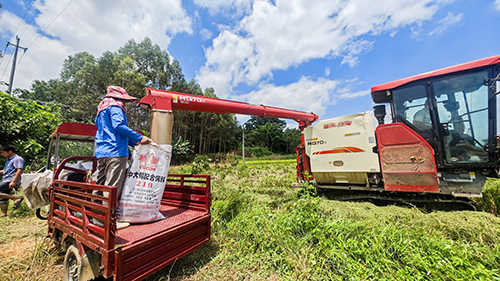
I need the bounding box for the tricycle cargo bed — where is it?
[48,156,211,281]
[114,205,210,281]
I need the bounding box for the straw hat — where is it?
[105,86,138,101]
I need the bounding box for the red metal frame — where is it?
[49,122,143,142]
[371,54,500,94]
[139,88,319,182]
[48,157,212,281]
[49,122,97,141]
[376,123,439,193]
[139,88,318,124]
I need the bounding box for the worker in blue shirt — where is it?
[95,86,151,201]
[0,145,24,217]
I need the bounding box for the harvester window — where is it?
[392,85,430,130]
[432,71,489,163]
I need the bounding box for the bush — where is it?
[171,136,193,164]
[247,146,272,157]
[0,93,61,166]
[473,178,500,215]
[191,155,210,174]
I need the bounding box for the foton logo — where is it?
[139,154,159,171]
[179,95,206,104]
[324,120,352,129]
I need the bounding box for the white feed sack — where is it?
[117,143,172,223]
[21,170,53,209]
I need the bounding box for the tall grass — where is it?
[2,162,500,280]
[473,178,500,216]
[165,162,500,280]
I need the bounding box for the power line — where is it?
[16,51,27,68]
[11,0,36,39]
[26,0,74,49]
[0,44,8,70]
[0,46,13,82]
[19,0,51,38]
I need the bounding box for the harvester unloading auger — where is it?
[139,54,500,209]
[137,88,319,182]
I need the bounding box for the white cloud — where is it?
[236,76,370,117]
[0,0,192,91]
[196,0,454,98]
[200,28,214,41]
[429,12,463,35]
[495,0,500,10]
[193,0,253,17]
[325,67,331,77]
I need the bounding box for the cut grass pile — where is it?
[166,162,500,280]
[1,161,499,280]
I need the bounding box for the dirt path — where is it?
[0,215,63,281]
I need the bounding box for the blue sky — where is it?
[0,0,499,126]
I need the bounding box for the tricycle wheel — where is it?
[36,205,49,220]
[63,245,82,281]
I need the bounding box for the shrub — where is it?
[191,155,211,174]
[473,178,500,215]
[247,146,272,157]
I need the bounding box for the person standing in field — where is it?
[95,86,151,200]
[0,145,24,217]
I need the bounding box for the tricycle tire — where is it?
[35,205,49,220]
[63,245,82,281]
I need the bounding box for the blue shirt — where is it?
[2,154,24,184]
[94,106,143,158]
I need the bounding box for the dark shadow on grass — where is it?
[319,189,477,212]
[144,240,219,281]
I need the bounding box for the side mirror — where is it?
[373,105,386,125]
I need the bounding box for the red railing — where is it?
[49,156,117,251]
[162,174,211,212]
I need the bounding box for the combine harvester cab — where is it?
[302,55,500,206]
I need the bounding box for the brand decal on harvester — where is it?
[312,146,365,155]
[324,120,352,129]
[306,137,326,145]
[179,95,206,104]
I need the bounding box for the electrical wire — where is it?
[19,0,51,38]
[11,0,36,39]
[0,44,8,70]
[26,0,74,49]
[16,50,27,68]
[0,47,13,82]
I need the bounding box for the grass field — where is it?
[1,161,500,280]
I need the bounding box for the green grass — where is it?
[162,163,500,281]
[2,164,500,280]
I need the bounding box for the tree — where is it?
[244,116,300,154]
[244,116,286,132]
[0,92,61,167]
[18,37,243,158]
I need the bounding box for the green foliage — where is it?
[473,178,500,215]
[247,146,273,157]
[191,155,211,174]
[297,173,318,198]
[14,36,305,158]
[0,93,61,165]
[166,162,500,280]
[244,116,301,154]
[171,136,193,164]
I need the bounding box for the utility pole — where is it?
[7,36,28,96]
[242,129,245,166]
